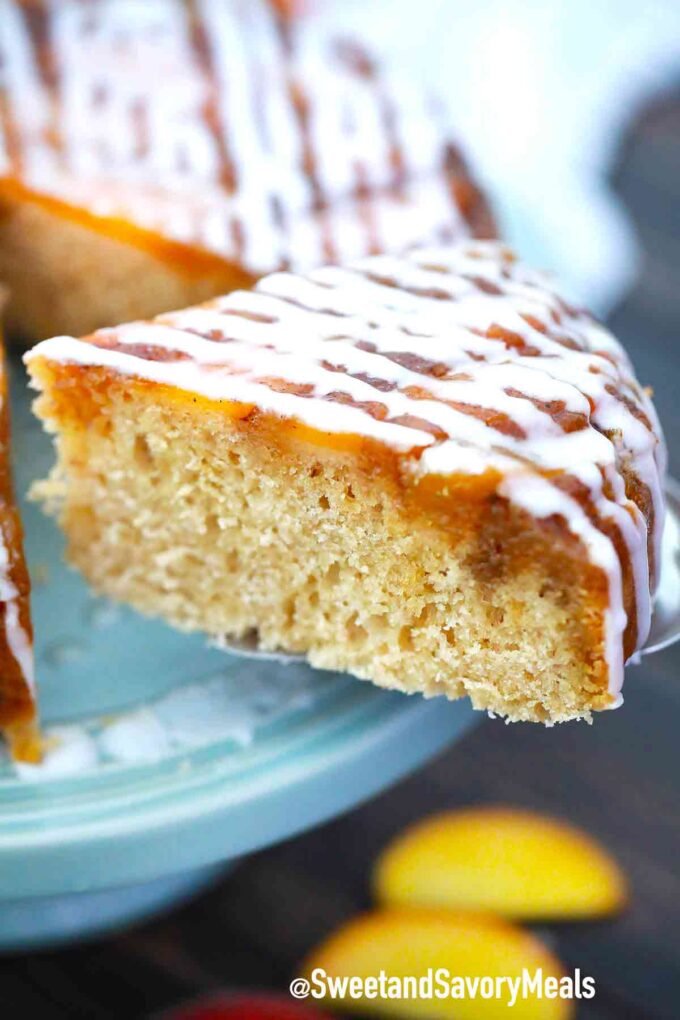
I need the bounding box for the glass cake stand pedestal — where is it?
[0,363,477,949]
[0,684,475,950]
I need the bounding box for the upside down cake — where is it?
[0,336,39,760]
[25,242,665,723]
[0,0,493,341]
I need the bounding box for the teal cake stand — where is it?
[0,358,477,949]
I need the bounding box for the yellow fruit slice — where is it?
[301,908,574,1019]
[374,807,627,921]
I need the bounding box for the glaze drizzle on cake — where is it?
[0,339,39,761]
[26,242,666,700]
[0,0,493,273]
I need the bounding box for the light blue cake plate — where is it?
[0,358,477,949]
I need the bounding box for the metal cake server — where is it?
[642,477,680,656]
[217,479,680,663]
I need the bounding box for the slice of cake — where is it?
[0,0,493,341]
[25,241,665,723]
[0,336,39,761]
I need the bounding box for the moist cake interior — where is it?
[31,367,610,724]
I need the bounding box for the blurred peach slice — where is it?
[374,807,627,921]
[302,908,573,1019]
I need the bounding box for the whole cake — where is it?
[0,337,39,761]
[0,0,493,340]
[25,242,665,723]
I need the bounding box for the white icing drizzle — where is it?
[26,241,666,700]
[498,473,626,702]
[0,0,490,273]
[3,598,35,696]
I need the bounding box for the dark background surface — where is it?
[1,90,679,1020]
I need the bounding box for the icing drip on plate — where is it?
[0,0,493,272]
[26,240,666,700]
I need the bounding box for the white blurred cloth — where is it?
[310,0,680,311]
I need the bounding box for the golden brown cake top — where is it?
[26,241,666,700]
[0,0,493,272]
